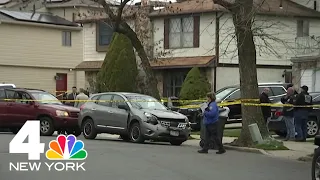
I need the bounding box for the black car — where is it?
[215,82,290,123]
[163,82,291,130]
[268,92,320,137]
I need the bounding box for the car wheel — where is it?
[307,118,319,138]
[82,119,97,139]
[170,140,184,146]
[312,148,320,180]
[10,127,20,134]
[120,134,130,141]
[129,122,145,143]
[40,117,54,136]
[66,128,82,137]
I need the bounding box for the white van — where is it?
[0,83,16,89]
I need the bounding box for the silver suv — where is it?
[78,92,191,146]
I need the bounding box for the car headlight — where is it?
[56,110,69,117]
[185,117,190,126]
[144,112,158,125]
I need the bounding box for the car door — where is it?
[109,95,129,131]
[0,89,8,127]
[269,86,287,102]
[93,94,114,127]
[224,89,241,120]
[6,90,36,126]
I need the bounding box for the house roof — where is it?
[0,9,79,26]
[75,61,104,70]
[150,56,215,69]
[75,56,215,70]
[149,0,320,18]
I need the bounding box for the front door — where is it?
[55,73,67,99]
[109,95,129,131]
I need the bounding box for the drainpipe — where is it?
[213,12,220,92]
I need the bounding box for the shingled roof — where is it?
[149,0,320,18]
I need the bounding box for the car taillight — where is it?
[275,111,283,117]
[80,104,85,111]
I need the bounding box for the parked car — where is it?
[78,92,191,146]
[268,92,320,137]
[215,82,290,123]
[0,83,16,89]
[0,88,81,136]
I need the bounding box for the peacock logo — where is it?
[46,135,87,160]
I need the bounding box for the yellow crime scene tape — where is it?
[3,99,320,108]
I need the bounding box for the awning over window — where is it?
[150,56,215,69]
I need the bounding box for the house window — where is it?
[62,31,71,46]
[297,20,309,37]
[163,70,188,97]
[164,16,200,49]
[96,21,114,52]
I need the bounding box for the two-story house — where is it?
[149,0,320,97]
[0,9,83,95]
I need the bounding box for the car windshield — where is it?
[127,95,167,110]
[30,91,62,105]
[216,87,237,101]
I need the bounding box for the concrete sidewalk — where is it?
[94,133,315,161]
[189,134,316,161]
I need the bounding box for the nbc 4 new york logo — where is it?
[9,121,87,171]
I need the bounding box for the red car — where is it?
[0,88,81,136]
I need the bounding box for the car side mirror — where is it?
[118,104,129,111]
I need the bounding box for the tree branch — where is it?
[212,0,234,10]
[115,0,131,30]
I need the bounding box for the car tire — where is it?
[170,140,184,146]
[66,128,82,137]
[129,122,145,143]
[10,127,20,134]
[312,148,320,180]
[307,118,319,138]
[40,117,55,136]
[82,119,97,139]
[120,134,130,141]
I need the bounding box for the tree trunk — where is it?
[231,0,269,146]
[118,22,160,100]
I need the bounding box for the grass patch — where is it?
[306,139,314,143]
[223,129,241,137]
[253,138,289,150]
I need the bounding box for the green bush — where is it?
[96,33,138,92]
[179,67,211,100]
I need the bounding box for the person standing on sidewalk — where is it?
[281,87,295,141]
[260,88,271,122]
[198,92,226,154]
[294,85,313,142]
[74,88,89,108]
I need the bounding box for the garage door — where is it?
[300,69,314,92]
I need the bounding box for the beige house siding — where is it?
[0,23,83,69]
[0,65,77,93]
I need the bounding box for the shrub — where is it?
[179,67,211,100]
[96,33,138,92]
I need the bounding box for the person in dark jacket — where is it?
[294,85,313,142]
[67,86,78,106]
[260,88,271,122]
[198,92,226,154]
[281,87,295,141]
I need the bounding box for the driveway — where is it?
[0,133,311,180]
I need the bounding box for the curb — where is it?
[223,144,270,155]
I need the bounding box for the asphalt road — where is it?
[0,133,311,180]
